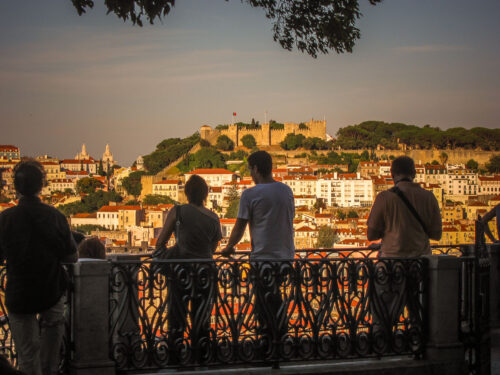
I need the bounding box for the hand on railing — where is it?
[220,245,235,258]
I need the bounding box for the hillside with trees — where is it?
[142,133,199,174]
[334,121,500,151]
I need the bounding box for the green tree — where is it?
[439,152,448,165]
[280,133,305,150]
[216,135,235,151]
[360,150,370,161]
[347,210,359,218]
[177,147,226,172]
[225,184,240,218]
[64,188,74,195]
[72,224,107,235]
[58,190,123,217]
[336,210,346,220]
[125,199,140,206]
[315,226,337,248]
[72,0,383,58]
[143,194,178,205]
[76,177,101,194]
[466,159,479,171]
[486,155,500,173]
[122,171,146,198]
[226,150,248,160]
[143,133,200,174]
[241,134,257,149]
[302,137,328,150]
[98,160,105,176]
[313,198,326,213]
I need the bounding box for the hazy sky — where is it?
[1,0,499,165]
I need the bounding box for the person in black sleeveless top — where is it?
[155,175,221,365]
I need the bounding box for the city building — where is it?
[185,168,237,187]
[0,145,20,161]
[152,179,183,202]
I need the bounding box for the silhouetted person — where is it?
[367,156,442,256]
[367,156,442,342]
[222,151,295,357]
[0,159,77,375]
[155,175,221,364]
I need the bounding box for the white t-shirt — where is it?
[238,181,295,259]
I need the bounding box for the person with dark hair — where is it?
[222,150,294,259]
[367,156,442,256]
[155,174,221,364]
[0,159,77,375]
[221,150,295,357]
[78,237,106,260]
[367,156,442,341]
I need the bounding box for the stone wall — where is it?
[201,119,326,147]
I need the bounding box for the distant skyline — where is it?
[1,0,499,165]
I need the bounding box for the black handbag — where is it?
[152,205,182,273]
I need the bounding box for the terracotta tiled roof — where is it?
[153,179,182,185]
[72,213,97,219]
[187,169,235,175]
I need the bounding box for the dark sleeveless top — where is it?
[176,204,221,259]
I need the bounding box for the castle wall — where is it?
[200,119,327,148]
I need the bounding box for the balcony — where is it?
[0,244,497,375]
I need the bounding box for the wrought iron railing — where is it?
[109,256,428,372]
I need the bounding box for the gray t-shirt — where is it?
[177,204,222,259]
[238,181,295,259]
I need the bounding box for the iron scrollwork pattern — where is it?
[109,257,427,372]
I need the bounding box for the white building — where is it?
[185,168,237,188]
[61,159,98,175]
[152,179,183,202]
[446,169,478,196]
[283,175,317,196]
[478,175,500,196]
[47,178,77,193]
[70,213,98,227]
[316,172,373,207]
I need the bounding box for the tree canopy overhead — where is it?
[71,0,382,58]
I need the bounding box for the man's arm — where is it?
[221,218,248,257]
[367,226,383,241]
[156,208,176,250]
[366,194,385,242]
[56,212,78,263]
[428,197,442,241]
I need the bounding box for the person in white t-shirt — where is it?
[221,150,295,259]
[222,151,294,355]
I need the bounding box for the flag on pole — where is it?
[233,112,237,116]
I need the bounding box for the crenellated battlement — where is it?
[200,119,326,147]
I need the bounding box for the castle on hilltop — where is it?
[200,119,326,147]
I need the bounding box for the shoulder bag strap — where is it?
[174,205,182,242]
[390,186,431,238]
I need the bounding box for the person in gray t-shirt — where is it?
[222,151,294,353]
[221,151,294,259]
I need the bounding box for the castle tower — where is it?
[261,123,271,146]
